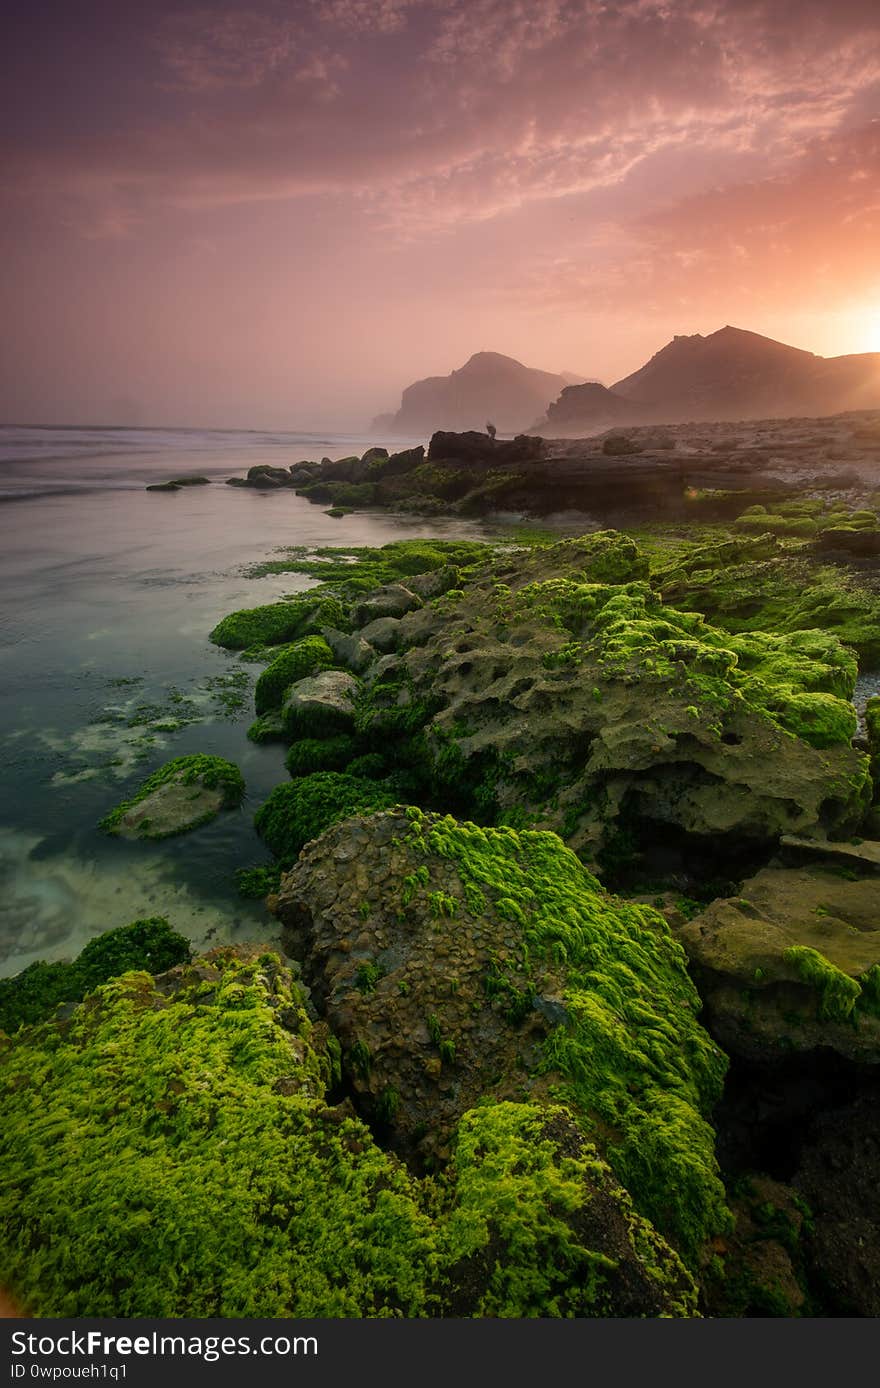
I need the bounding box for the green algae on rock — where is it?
[99,754,245,840]
[255,772,396,867]
[0,917,190,1034]
[0,949,697,1317]
[338,531,871,863]
[442,1101,697,1317]
[209,595,347,651]
[285,735,357,777]
[676,860,880,1062]
[656,535,880,669]
[254,635,334,715]
[276,807,730,1260]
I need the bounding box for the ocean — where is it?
[0,425,491,977]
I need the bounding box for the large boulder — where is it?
[275,808,729,1260]
[0,946,697,1316]
[351,533,871,870]
[353,583,422,625]
[676,859,880,1063]
[281,670,360,737]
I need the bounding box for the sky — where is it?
[1,0,879,430]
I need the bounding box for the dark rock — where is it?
[813,527,880,558]
[322,627,377,675]
[793,1094,880,1315]
[247,464,295,485]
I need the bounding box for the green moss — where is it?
[657,541,880,667]
[445,1103,697,1316]
[346,752,387,779]
[234,865,283,899]
[783,945,862,1021]
[210,600,313,650]
[866,696,880,802]
[0,955,434,1316]
[0,952,698,1316]
[285,736,357,777]
[245,538,488,589]
[254,773,396,867]
[404,812,729,1259]
[246,713,287,744]
[254,637,334,715]
[355,961,384,995]
[99,755,245,838]
[0,918,190,1034]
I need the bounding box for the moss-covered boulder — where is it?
[276,808,730,1260]
[281,669,360,737]
[346,532,870,863]
[99,755,245,840]
[0,948,697,1317]
[254,635,334,715]
[209,595,346,651]
[0,917,190,1034]
[255,772,396,867]
[657,537,880,668]
[676,861,880,1062]
[285,736,357,777]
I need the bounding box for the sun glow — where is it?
[847,305,880,355]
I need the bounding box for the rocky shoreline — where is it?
[4,434,880,1317]
[218,411,880,532]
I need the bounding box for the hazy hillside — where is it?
[374,352,577,434]
[532,327,880,434]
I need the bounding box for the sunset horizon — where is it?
[3,0,879,430]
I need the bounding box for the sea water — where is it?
[0,426,490,977]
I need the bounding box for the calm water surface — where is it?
[0,427,491,976]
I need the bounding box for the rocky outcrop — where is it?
[676,859,880,1063]
[275,808,729,1259]
[0,946,699,1317]
[145,475,211,492]
[346,533,870,871]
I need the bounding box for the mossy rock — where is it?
[246,711,287,744]
[281,669,361,738]
[285,735,357,777]
[677,862,880,1062]
[278,808,730,1261]
[254,636,334,715]
[210,596,347,651]
[356,533,871,856]
[0,950,697,1316]
[656,539,880,667]
[0,918,190,1034]
[99,755,245,840]
[255,772,396,866]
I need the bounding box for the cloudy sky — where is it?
[2,0,878,428]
